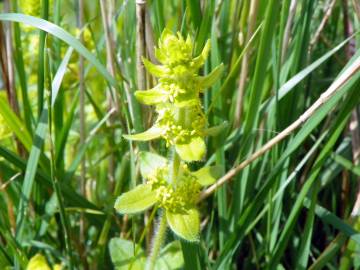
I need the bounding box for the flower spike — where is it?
[124,29,224,162]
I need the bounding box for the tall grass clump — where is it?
[0,0,359,269]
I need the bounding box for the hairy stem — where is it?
[147,148,180,268]
[146,212,167,270]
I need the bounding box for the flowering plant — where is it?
[114,29,224,268]
[123,29,224,161]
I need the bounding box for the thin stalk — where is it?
[234,0,259,127]
[47,56,74,270]
[200,55,360,201]
[3,0,19,116]
[308,0,337,53]
[49,113,74,270]
[281,0,298,63]
[2,1,25,157]
[136,0,147,91]
[146,212,167,270]
[130,207,157,269]
[11,0,33,135]
[99,0,121,189]
[37,0,49,118]
[53,0,64,172]
[135,0,150,248]
[146,149,180,269]
[353,0,360,19]
[78,0,87,267]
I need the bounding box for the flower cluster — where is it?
[115,152,222,241]
[116,30,224,242]
[146,164,201,213]
[124,29,223,162]
[21,0,54,17]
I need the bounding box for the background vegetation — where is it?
[0,0,359,269]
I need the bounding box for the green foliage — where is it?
[109,238,183,270]
[166,208,200,242]
[114,184,157,214]
[118,30,223,251]
[0,1,359,269]
[115,151,220,242]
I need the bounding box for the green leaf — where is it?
[139,151,168,178]
[16,107,49,243]
[156,241,184,270]
[0,13,118,88]
[109,238,145,270]
[0,95,32,150]
[192,165,223,186]
[123,126,162,141]
[166,208,200,242]
[114,184,157,214]
[174,96,199,108]
[193,40,210,68]
[142,57,168,77]
[175,136,206,162]
[199,63,224,90]
[203,121,229,136]
[135,88,168,105]
[180,241,202,270]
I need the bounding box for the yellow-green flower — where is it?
[26,254,51,270]
[124,29,224,162]
[114,152,222,241]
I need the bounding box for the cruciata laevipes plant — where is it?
[114,29,225,267]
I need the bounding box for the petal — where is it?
[135,88,168,105]
[166,208,200,242]
[175,136,206,162]
[123,126,162,141]
[114,184,157,214]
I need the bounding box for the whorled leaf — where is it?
[139,151,168,178]
[191,165,223,186]
[114,184,157,214]
[174,97,199,108]
[192,40,211,69]
[166,208,200,242]
[142,57,169,77]
[135,88,169,105]
[175,136,206,162]
[198,63,224,90]
[123,126,162,141]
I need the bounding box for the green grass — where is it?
[0,0,359,269]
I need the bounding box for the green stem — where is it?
[171,149,181,184]
[147,148,180,269]
[147,211,167,270]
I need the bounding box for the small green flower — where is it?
[124,29,224,162]
[114,152,223,241]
